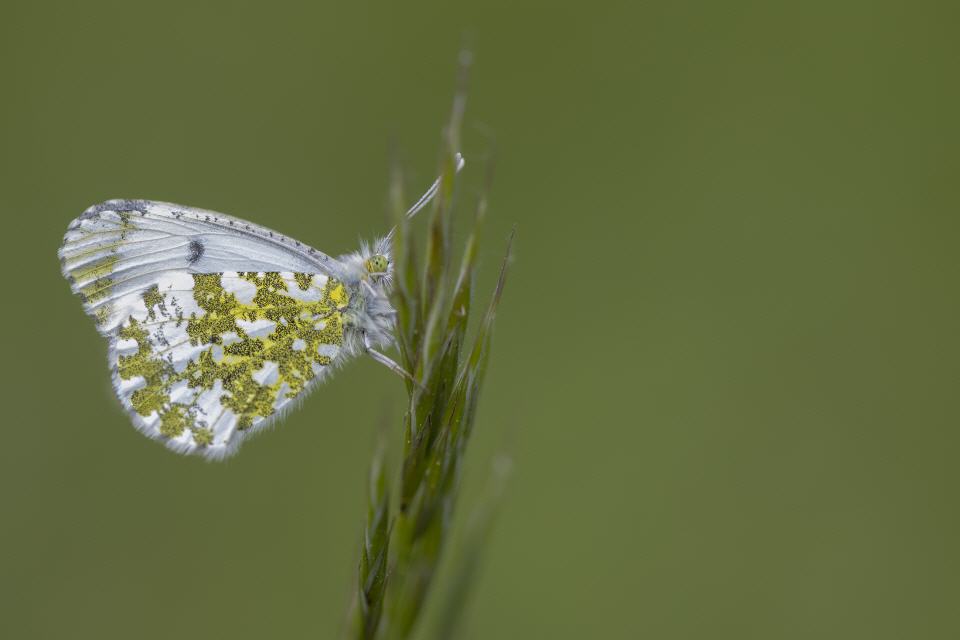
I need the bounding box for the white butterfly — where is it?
[60,155,463,460]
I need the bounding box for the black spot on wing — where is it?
[188,239,205,264]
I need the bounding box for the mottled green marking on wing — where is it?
[118,316,172,416]
[61,209,137,326]
[76,254,119,303]
[142,285,167,320]
[119,272,346,443]
[117,316,198,439]
[294,272,313,290]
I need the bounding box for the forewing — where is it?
[60,199,341,333]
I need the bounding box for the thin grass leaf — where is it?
[418,149,460,378]
[352,438,391,640]
[443,229,514,449]
[431,454,513,640]
[420,54,470,371]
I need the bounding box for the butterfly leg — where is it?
[363,333,423,389]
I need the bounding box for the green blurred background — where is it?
[2,1,958,638]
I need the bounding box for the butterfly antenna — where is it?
[381,153,465,249]
[404,152,465,220]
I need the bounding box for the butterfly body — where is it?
[60,199,397,459]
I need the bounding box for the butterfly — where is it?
[59,155,463,460]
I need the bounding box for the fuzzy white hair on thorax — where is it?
[337,235,397,351]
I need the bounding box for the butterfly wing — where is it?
[60,199,342,332]
[61,201,350,459]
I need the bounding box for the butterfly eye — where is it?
[365,254,389,273]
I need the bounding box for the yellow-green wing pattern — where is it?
[60,200,352,459]
[108,270,348,458]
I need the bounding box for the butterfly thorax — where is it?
[336,240,396,352]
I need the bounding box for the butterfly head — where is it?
[364,253,389,277]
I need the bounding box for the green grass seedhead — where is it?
[348,56,513,640]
